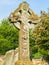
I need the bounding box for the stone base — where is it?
[15,60,33,65]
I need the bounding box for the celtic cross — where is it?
[9,2,38,61]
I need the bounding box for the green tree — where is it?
[29,29,35,59]
[33,11,49,61]
[0,19,19,54]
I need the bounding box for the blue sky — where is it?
[0,0,49,21]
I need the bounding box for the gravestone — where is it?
[9,2,38,64]
[4,50,14,65]
[0,58,4,65]
[1,48,19,65]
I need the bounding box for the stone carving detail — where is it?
[9,1,39,61]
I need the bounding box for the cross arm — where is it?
[9,13,20,23]
[9,8,21,30]
[9,8,21,23]
[9,13,21,30]
[28,8,39,24]
[28,8,39,20]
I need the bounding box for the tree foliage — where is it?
[33,11,49,61]
[0,19,19,54]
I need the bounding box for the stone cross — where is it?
[9,2,38,61]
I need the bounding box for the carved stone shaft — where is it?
[19,23,30,61]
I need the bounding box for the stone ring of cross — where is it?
[9,2,39,30]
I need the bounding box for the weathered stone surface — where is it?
[15,60,33,65]
[0,48,19,65]
[9,2,39,61]
[13,48,19,65]
[3,48,18,65]
[0,58,4,65]
[13,53,18,65]
[4,50,14,65]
